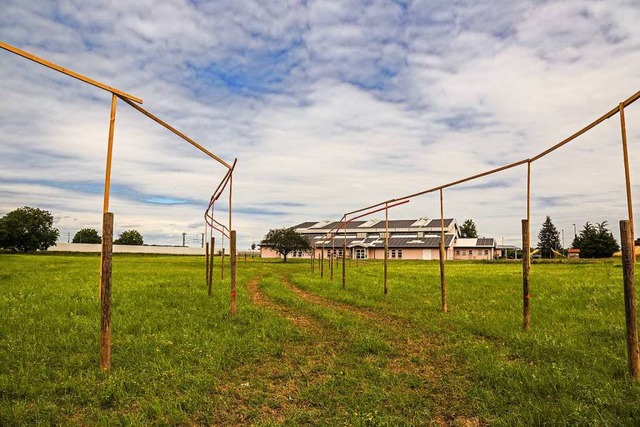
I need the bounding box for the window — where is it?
[398,249,403,259]
[469,250,473,255]
[338,249,343,257]
[484,250,488,255]
[391,249,396,259]
[327,250,331,257]
[355,248,366,259]
[456,250,460,255]
[462,250,466,255]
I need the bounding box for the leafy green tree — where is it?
[537,216,562,259]
[72,228,101,244]
[572,221,619,258]
[114,230,143,245]
[0,206,59,252]
[459,219,478,238]
[261,228,311,262]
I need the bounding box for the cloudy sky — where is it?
[1,0,639,249]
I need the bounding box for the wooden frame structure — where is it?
[325,90,640,377]
[1,41,239,371]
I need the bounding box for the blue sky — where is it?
[1,0,639,249]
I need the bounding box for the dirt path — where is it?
[278,276,481,427]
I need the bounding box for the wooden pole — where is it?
[208,237,214,297]
[619,104,636,261]
[522,219,531,332]
[100,212,114,372]
[384,203,389,295]
[342,223,347,289]
[320,245,324,278]
[205,241,210,287]
[221,247,225,280]
[99,94,118,300]
[620,220,640,378]
[439,189,447,312]
[230,230,237,317]
[330,235,335,281]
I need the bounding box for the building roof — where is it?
[318,220,366,230]
[455,238,495,248]
[425,218,455,228]
[291,221,317,230]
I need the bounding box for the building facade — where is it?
[261,217,498,261]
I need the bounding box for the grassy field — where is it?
[1,253,639,425]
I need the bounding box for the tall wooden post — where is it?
[230,230,237,317]
[620,220,639,378]
[439,189,447,312]
[320,245,324,278]
[221,247,225,280]
[330,239,334,281]
[208,237,214,297]
[384,203,389,295]
[100,212,114,372]
[522,219,531,332]
[619,104,636,261]
[99,93,117,371]
[205,241,210,287]
[342,224,347,289]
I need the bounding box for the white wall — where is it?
[49,243,205,255]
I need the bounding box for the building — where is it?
[260,217,497,261]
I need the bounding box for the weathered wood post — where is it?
[619,103,636,261]
[320,245,324,278]
[330,246,334,281]
[208,237,214,297]
[205,241,210,287]
[620,220,639,378]
[100,212,113,372]
[384,203,389,295]
[522,219,531,332]
[439,189,447,312]
[221,247,225,280]
[230,230,237,317]
[342,225,347,289]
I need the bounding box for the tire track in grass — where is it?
[280,276,483,427]
[214,278,338,425]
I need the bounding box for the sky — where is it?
[1,0,639,250]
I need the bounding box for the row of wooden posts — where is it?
[309,217,637,378]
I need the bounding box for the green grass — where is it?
[1,254,639,425]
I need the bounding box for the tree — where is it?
[572,221,619,258]
[459,219,478,238]
[261,228,311,262]
[0,206,59,252]
[114,230,143,245]
[251,242,257,251]
[537,216,562,259]
[72,228,101,244]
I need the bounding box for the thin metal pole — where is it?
[439,189,447,312]
[100,94,117,301]
[103,94,118,214]
[523,161,532,332]
[619,103,635,260]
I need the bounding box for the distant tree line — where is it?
[537,216,619,259]
[0,206,144,253]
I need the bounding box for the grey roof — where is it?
[318,220,366,230]
[425,218,454,228]
[476,238,495,247]
[291,221,318,230]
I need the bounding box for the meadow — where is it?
[1,253,639,426]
